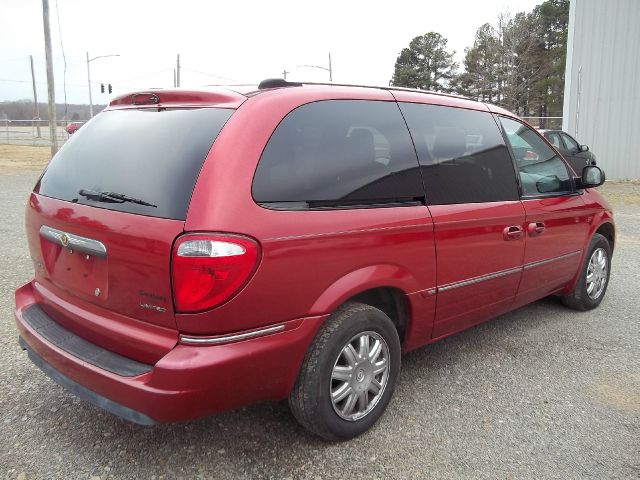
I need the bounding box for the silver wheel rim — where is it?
[586,247,608,300]
[329,331,390,421]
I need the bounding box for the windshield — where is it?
[37,107,233,220]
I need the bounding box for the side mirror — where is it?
[581,165,605,188]
[579,144,589,152]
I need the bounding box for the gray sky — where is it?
[1,0,541,106]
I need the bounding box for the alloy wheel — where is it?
[329,331,390,421]
[586,247,608,300]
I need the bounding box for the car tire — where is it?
[288,302,401,441]
[562,233,611,311]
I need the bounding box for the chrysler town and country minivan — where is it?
[15,80,614,440]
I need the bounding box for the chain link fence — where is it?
[521,116,563,130]
[0,118,87,146]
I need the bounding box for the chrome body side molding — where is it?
[523,250,581,270]
[438,266,523,292]
[437,251,582,293]
[179,324,286,345]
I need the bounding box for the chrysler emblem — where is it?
[60,233,69,247]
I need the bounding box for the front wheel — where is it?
[288,302,401,441]
[562,233,612,310]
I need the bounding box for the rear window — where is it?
[37,108,233,220]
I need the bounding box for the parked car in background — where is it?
[15,80,614,441]
[65,122,83,135]
[539,129,596,174]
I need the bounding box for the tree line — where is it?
[0,100,105,121]
[391,0,569,123]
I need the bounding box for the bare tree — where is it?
[452,0,569,124]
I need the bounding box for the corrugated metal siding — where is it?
[563,0,640,179]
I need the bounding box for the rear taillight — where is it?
[172,234,260,313]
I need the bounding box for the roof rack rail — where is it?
[384,85,472,101]
[255,78,473,101]
[300,81,473,101]
[258,78,302,89]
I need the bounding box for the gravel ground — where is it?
[1,170,638,480]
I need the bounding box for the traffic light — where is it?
[108,84,112,94]
[100,83,104,93]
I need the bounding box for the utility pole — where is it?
[328,52,333,82]
[86,52,119,117]
[173,68,176,87]
[42,0,58,156]
[176,54,180,87]
[282,69,289,80]
[29,55,41,138]
[86,52,93,118]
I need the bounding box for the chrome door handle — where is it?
[527,222,546,236]
[503,225,523,241]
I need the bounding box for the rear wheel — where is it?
[289,302,401,441]
[562,233,611,310]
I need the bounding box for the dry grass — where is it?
[600,181,640,206]
[0,144,50,170]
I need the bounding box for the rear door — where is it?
[498,117,590,309]
[399,102,525,339]
[29,107,233,329]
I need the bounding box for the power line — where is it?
[0,78,35,84]
[111,68,173,84]
[181,66,245,83]
[0,77,90,88]
[0,56,30,63]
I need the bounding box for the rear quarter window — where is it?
[37,108,233,220]
[252,100,423,208]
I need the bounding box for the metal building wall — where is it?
[562,0,640,179]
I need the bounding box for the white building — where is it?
[562,0,640,179]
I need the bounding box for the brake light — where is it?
[172,234,260,313]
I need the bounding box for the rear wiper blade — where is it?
[78,189,122,203]
[78,189,157,208]
[101,191,157,207]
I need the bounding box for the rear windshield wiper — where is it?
[78,189,157,208]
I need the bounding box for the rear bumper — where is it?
[19,337,157,425]
[15,281,326,424]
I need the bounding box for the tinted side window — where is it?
[398,103,519,205]
[252,100,423,207]
[499,117,572,197]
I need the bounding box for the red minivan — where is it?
[15,80,614,440]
